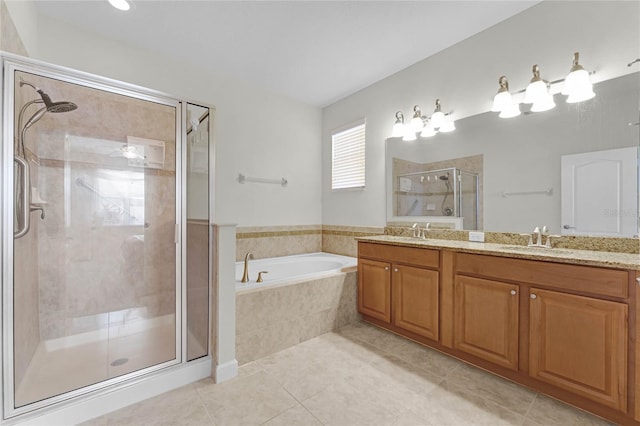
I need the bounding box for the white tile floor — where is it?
[82,321,613,426]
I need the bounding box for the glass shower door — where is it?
[7,66,180,412]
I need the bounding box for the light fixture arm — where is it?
[497,76,509,93]
[530,65,542,83]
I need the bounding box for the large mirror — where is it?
[386,72,640,237]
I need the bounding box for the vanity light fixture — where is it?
[439,115,456,132]
[491,76,513,112]
[108,0,132,11]
[391,99,456,139]
[391,111,405,137]
[409,105,425,132]
[430,99,446,129]
[562,52,595,103]
[402,125,417,141]
[524,65,555,112]
[420,122,437,137]
[491,76,521,118]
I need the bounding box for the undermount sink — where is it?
[499,245,571,254]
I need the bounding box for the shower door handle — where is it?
[14,156,31,239]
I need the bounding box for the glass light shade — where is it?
[391,122,404,138]
[530,94,556,112]
[409,116,424,132]
[523,80,548,104]
[498,103,521,118]
[439,117,456,133]
[420,126,437,138]
[564,69,595,103]
[108,0,131,11]
[492,90,512,112]
[430,110,445,129]
[402,126,417,141]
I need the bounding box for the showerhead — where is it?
[36,90,77,113]
[20,79,78,113]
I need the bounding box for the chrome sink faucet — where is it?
[241,252,254,283]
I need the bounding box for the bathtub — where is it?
[235,252,357,291]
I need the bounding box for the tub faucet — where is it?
[241,252,254,283]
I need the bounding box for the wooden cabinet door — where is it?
[393,265,439,341]
[454,276,519,370]
[529,288,627,412]
[358,258,391,323]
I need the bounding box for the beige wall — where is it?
[1,1,28,56]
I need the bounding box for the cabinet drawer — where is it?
[359,242,439,269]
[456,253,628,299]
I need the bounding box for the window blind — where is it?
[331,121,365,190]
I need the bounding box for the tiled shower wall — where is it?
[235,225,384,261]
[17,72,177,341]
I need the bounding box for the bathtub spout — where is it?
[241,252,254,283]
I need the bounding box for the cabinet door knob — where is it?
[384,266,389,271]
[637,277,640,286]
[394,268,399,272]
[530,294,537,299]
[510,290,517,296]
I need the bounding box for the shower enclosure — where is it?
[395,167,479,230]
[1,56,212,419]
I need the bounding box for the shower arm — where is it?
[15,99,43,155]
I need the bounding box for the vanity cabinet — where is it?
[357,240,636,424]
[453,276,519,370]
[358,242,440,341]
[358,258,391,322]
[529,288,627,411]
[393,264,439,341]
[456,252,629,411]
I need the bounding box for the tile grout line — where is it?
[521,393,539,425]
[192,380,220,425]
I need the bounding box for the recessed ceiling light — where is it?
[108,0,132,11]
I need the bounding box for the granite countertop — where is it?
[357,235,640,270]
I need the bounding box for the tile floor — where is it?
[83,321,613,426]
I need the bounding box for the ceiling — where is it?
[34,1,539,107]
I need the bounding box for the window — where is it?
[331,119,366,190]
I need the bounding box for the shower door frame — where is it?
[1,54,185,420]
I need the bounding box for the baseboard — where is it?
[13,358,211,426]
[215,359,238,383]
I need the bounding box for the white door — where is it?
[561,146,638,237]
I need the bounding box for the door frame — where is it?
[1,54,184,420]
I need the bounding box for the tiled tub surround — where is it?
[236,225,322,261]
[322,225,385,257]
[236,270,358,365]
[236,225,384,260]
[386,225,640,255]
